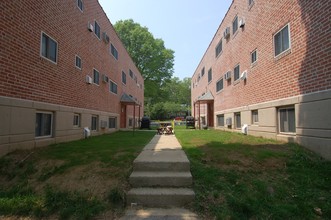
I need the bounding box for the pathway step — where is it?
[119,208,199,220]
[130,171,192,187]
[133,150,190,172]
[127,188,195,208]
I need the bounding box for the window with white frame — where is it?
[110,43,118,60]
[274,24,291,57]
[208,68,212,83]
[129,118,133,127]
[73,113,80,127]
[109,80,117,94]
[35,112,53,137]
[75,55,82,69]
[278,107,296,133]
[91,115,98,131]
[234,64,240,81]
[217,114,224,127]
[122,71,126,85]
[77,0,83,11]
[109,117,117,129]
[94,21,100,39]
[252,110,258,124]
[215,39,222,57]
[93,69,99,85]
[232,15,238,35]
[235,112,241,129]
[216,78,223,92]
[41,32,57,63]
[248,0,254,7]
[251,49,257,64]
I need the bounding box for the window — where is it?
[235,112,241,129]
[41,32,57,63]
[248,0,254,7]
[129,69,134,78]
[208,68,212,83]
[234,64,240,81]
[94,21,100,39]
[252,110,258,124]
[217,114,224,127]
[251,49,257,64]
[232,15,238,35]
[110,44,118,60]
[73,113,80,127]
[129,118,133,127]
[35,112,53,137]
[110,80,117,94]
[216,78,223,92]
[93,69,99,85]
[75,55,82,69]
[109,117,117,129]
[77,0,83,11]
[91,115,98,131]
[274,24,290,57]
[201,67,205,77]
[279,107,296,133]
[122,71,126,85]
[215,40,222,57]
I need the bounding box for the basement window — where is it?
[73,113,81,127]
[109,117,117,129]
[278,107,296,133]
[35,112,53,138]
[91,115,98,131]
[217,114,224,127]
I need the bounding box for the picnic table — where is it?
[157,122,174,135]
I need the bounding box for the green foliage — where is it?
[114,19,175,103]
[175,128,331,219]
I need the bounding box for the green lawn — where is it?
[175,127,331,220]
[0,131,155,219]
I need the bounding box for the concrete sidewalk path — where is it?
[121,135,198,219]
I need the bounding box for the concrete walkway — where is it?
[120,135,198,220]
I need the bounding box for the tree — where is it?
[114,19,175,103]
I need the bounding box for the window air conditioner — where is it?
[239,18,245,28]
[226,117,232,125]
[86,75,92,84]
[240,70,247,80]
[223,27,230,39]
[102,32,110,44]
[102,74,109,83]
[87,22,94,32]
[100,120,107,129]
[224,71,232,80]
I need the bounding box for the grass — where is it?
[175,127,331,220]
[0,131,155,219]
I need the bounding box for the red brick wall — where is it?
[192,0,331,111]
[0,0,144,114]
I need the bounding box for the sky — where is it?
[98,0,232,80]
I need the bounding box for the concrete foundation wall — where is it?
[215,90,331,160]
[0,96,119,157]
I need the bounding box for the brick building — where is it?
[191,0,331,159]
[0,0,144,156]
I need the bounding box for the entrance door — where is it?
[120,104,127,128]
[207,102,214,127]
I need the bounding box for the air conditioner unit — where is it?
[224,71,232,80]
[226,117,232,125]
[100,120,107,129]
[102,32,110,44]
[240,70,247,80]
[223,27,230,39]
[102,74,109,83]
[239,18,245,28]
[86,75,92,84]
[87,22,94,32]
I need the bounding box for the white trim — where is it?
[273,23,291,58]
[40,31,58,64]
